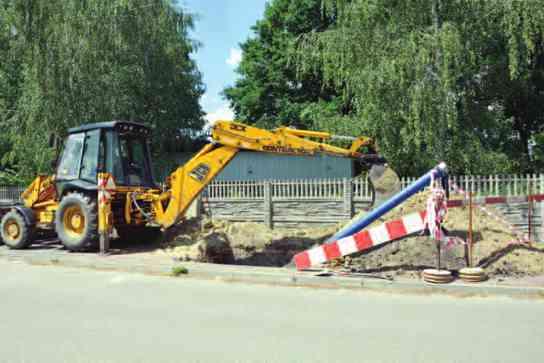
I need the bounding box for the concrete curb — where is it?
[1,247,543,300]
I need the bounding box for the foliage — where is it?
[295,0,544,176]
[171,265,189,276]
[0,0,204,184]
[223,0,344,130]
[532,132,544,172]
[226,0,544,176]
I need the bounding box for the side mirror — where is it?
[48,133,63,150]
[48,133,61,172]
[48,133,56,148]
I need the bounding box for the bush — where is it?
[171,265,189,276]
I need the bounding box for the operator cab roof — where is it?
[68,121,151,135]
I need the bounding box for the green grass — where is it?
[171,265,189,276]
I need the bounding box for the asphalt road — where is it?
[1,260,543,363]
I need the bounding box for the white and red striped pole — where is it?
[294,211,427,270]
[98,173,113,254]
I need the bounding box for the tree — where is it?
[296,0,544,176]
[0,0,204,183]
[224,0,344,130]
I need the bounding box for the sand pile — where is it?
[341,191,544,278]
[158,218,337,266]
[159,189,544,278]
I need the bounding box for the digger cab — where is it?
[55,121,155,196]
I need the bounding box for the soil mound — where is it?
[159,190,544,278]
[343,191,544,278]
[157,218,337,267]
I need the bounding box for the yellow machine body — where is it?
[1,120,394,250]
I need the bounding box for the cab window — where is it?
[119,135,152,186]
[57,133,84,180]
[80,130,101,182]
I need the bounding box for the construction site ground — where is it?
[2,189,544,297]
[156,190,544,278]
[2,238,544,300]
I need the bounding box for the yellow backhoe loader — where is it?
[0,120,398,251]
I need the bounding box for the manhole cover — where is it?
[459,267,487,283]
[423,269,454,284]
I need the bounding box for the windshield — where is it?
[56,133,84,180]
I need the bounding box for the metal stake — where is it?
[436,239,441,270]
[528,195,533,242]
[468,191,473,267]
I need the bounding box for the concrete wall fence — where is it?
[202,174,544,236]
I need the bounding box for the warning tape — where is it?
[295,185,537,270]
[446,194,544,208]
[450,183,531,246]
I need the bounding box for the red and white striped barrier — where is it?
[294,211,427,270]
[295,189,542,270]
[446,194,544,208]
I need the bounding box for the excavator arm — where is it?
[211,121,384,166]
[144,121,393,229]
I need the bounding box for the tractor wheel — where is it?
[55,192,98,251]
[0,209,35,249]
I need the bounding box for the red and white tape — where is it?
[295,186,540,270]
[450,183,530,245]
[294,211,427,270]
[446,195,544,208]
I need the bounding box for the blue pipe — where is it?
[329,162,448,241]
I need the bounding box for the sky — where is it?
[177,0,269,126]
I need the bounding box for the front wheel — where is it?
[55,192,98,251]
[0,209,35,249]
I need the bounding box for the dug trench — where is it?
[157,190,544,280]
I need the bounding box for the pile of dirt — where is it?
[157,218,337,267]
[341,190,544,278]
[159,189,544,278]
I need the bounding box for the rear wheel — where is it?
[55,192,98,251]
[0,210,35,249]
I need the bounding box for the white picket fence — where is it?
[401,174,543,196]
[1,174,543,203]
[0,186,25,203]
[204,174,544,201]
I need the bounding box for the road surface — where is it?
[1,260,543,363]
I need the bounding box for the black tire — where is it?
[55,192,98,251]
[0,209,35,249]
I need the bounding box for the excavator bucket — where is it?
[368,163,401,206]
[357,153,401,206]
[324,162,400,244]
